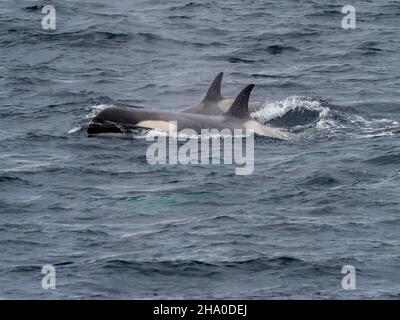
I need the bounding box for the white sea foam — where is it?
[251,96,328,123]
[85,104,111,119]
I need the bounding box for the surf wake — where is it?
[69,98,399,140]
[251,96,399,139]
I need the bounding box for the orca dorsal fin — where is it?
[225,84,254,118]
[202,72,224,102]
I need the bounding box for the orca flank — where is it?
[87,84,290,140]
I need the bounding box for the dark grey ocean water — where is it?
[1,0,400,299]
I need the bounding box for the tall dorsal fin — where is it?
[202,72,224,102]
[225,84,254,118]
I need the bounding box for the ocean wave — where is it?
[365,152,400,166]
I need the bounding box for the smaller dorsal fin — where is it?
[225,84,254,118]
[202,72,224,102]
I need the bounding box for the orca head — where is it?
[87,118,123,136]
[87,107,138,136]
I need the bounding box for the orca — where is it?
[87,84,289,140]
[181,72,262,115]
